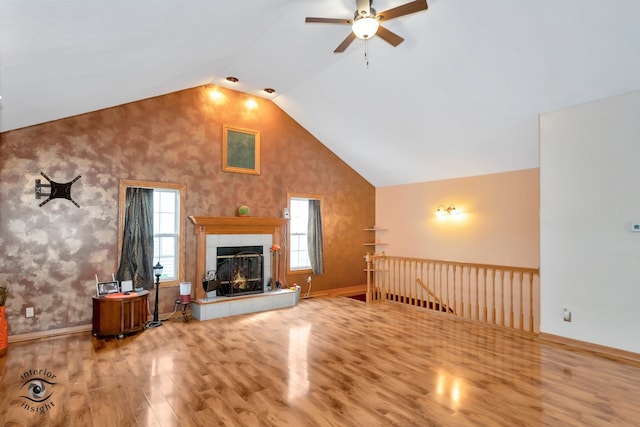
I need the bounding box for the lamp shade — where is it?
[352,16,379,39]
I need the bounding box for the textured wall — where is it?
[0,86,374,335]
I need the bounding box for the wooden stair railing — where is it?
[365,254,539,333]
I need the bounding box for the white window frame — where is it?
[118,180,186,287]
[287,193,323,274]
[289,197,311,271]
[153,189,179,282]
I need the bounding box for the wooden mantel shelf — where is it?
[189,216,288,235]
[189,216,289,301]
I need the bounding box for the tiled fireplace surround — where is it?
[189,216,298,321]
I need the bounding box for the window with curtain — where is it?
[288,195,324,275]
[117,187,154,289]
[117,180,185,287]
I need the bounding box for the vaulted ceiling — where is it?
[2,1,639,186]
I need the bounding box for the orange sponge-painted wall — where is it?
[0,86,374,335]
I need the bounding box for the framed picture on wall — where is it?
[222,125,260,175]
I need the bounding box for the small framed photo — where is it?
[120,280,133,293]
[222,125,260,175]
[97,281,119,297]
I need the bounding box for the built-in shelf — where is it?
[363,226,388,255]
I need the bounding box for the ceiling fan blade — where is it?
[376,25,404,47]
[377,0,428,22]
[334,32,357,53]
[305,17,352,24]
[356,0,371,16]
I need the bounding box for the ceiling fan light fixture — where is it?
[352,15,379,40]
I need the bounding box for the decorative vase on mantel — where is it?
[237,206,251,217]
[0,282,7,357]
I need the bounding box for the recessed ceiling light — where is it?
[263,88,276,94]
[226,76,239,83]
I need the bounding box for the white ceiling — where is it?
[2,0,639,187]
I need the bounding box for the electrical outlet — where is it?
[563,308,571,322]
[307,275,312,284]
[26,307,35,318]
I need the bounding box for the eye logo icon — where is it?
[21,378,55,403]
[18,369,58,415]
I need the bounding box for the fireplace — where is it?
[189,216,297,320]
[190,216,288,301]
[203,232,274,300]
[213,245,264,297]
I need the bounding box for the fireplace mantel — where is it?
[189,216,288,235]
[189,216,288,301]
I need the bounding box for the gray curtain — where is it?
[307,199,324,275]
[117,187,154,290]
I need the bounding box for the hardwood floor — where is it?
[1,297,640,426]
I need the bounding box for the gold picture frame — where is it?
[222,125,260,175]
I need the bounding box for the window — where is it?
[153,189,179,281]
[288,194,324,275]
[118,180,185,286]
[290,198,311,270]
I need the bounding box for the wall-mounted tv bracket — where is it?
[35,172,81,208]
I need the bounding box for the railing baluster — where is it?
[438,263,441,311]
[444,263,449,312]
[503,271,510,327]
[483,268,487,322]
[418,260,424,307]
[432,263,436,310]
[405,259,410,304]
[519,270,524,331]
[453,265,459,316]
[492,270,497,325]
[466,266,471,320]
[476,267,480,321]
[529,272,535,333]
[402,258,407,303]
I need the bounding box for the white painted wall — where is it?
[540,90,640,353]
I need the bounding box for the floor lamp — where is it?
[147,262,163,328]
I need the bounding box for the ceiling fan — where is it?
[305,0,428,53]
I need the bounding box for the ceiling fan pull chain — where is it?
[365,38,370,68]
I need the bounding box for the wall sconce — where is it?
[245,98,258,110]
[208,86,224,102]
[435,205,458,217]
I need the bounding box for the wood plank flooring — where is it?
[1,297,640,426]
